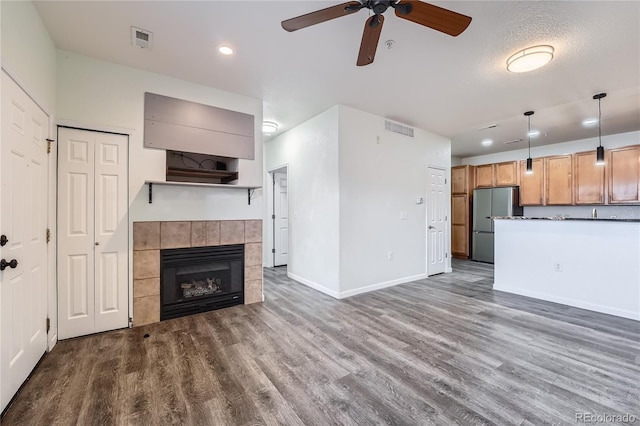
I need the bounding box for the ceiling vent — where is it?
[131,26,153,49]
[385,120,414,138]
[503,138,523,145]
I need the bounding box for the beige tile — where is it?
[161,221,191,249]
[133,250,160,279]
[245,243,262,267]
[133,295,160,326]
[133,222,160,250]
[220,220,245,245]
[133,277,160,298]
[245,265,262,282]
[244,220,262,243]
[205,221,221,246]
[191,221,206,247]
[244,279,263,305]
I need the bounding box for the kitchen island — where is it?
[493,217,640,321]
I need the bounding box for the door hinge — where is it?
[272,248,276,254]
[272,214,276,220]
[46,228,51,243]
[46,317,51,333]
[446,253,448,258]
[445,178,448,184]
[129,317,133,328]
[46,138,55,154]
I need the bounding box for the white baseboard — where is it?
[338,273,428,299]
[494,284,640,321]
[287,272,340,299]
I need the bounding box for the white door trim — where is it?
[265,164,288,268]
[426,166,449,276]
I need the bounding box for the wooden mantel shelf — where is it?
[144,180,261,205]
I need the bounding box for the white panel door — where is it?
[1,71,49,412]
[427,167,446,276]
[58,128,128,339]
[274,171,288,266]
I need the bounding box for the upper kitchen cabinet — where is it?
[573,151,605,204]
[475,164,495,188]
[452,165,475,195]
[494,161,518,187]
[608,145,640,204]
[545,155,573,205]
[519,158,544,205]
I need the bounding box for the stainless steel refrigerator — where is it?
[472,187,523,263]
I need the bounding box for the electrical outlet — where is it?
[388,251,393,260]
[553,263,563,272]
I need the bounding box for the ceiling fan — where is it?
[281,1,472,66]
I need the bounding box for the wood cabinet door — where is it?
[609,145,640,204]
[495,161,518,186]
[545,155,573,205]
[475,164,494,188]
[519,159,544,205]
[452,166,469,194]
[573,151,605,204]
[451,194,469,258]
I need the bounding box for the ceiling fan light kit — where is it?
[507,45,554,73]
[281,1,472,66]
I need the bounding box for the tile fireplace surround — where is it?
[132,220,262,326]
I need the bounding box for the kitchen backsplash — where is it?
[524,205,640,220]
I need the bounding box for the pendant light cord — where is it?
[527,115,531,157]
[598,97,602,148]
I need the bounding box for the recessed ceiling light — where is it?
[218,45,234,55]
[582,118,598,127]
[527,130,540,137]
[262,121,278,134]
[481,139,493,146]
[506,45,554,73]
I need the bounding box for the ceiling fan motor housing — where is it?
[370,0,391,15]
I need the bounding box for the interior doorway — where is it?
[267,166,288,267]
[426,166,447,276]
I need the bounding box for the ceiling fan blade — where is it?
[357,15,384,66]
[282,1,363,32]
[394,1,471,36]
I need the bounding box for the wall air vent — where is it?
[503,138,523,145]
[132,26,153,49]
[384,120,414,138]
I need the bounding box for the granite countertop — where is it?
[492,216,640,223]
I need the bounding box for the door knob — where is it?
[95,242,100,246]
[0,235,7,246]
[1,259,18,271]
[428,225,436,229]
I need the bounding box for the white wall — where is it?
[264,106,340,295]
[338,106,451,295]
[1,0,58,349]
[461,131,640,219]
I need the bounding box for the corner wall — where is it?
[264,106,341,296]
[338,106,452,295]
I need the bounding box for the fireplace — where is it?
[160,244,244,320]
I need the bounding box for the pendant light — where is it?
[593,93,606,165]
[524,111,534,174]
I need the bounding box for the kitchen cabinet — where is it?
[609,145,640,204]
[545,155,573,205]
[451,165,474,258]
[519,158,544,205]
[573,151,605,204]
[475,164,495,188]
[452,165,474,194]
[494,161,518,186]
[451,194,471,258]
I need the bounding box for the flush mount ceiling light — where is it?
[524,111,535,174]
[218,45,234,55]
[262,121,278,134]
[593,92,607,165]
[481,139,493,147]
[507,45,554,73]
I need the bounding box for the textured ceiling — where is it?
[33,1,640,157]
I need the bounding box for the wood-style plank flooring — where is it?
[3,259,639,425]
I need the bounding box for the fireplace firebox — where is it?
[160,245,244,320]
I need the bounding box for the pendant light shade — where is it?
[593,93,606,165]
[524,111,534,174]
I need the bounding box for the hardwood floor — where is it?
[3,259,639,425]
